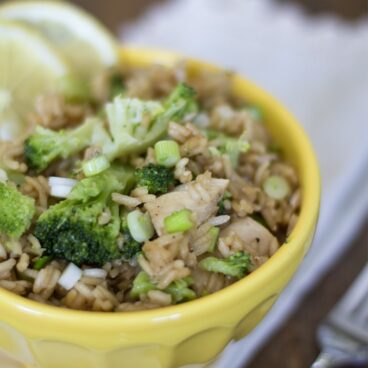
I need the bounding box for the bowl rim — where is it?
[0,46,320,329]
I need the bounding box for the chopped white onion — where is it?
[216,105,234,120]
[82,268,107,279]
[208,215,231,226]
[0,120,22,141]
[58,263,82,290]
[49,176,77,198]
[50,184,74,198]
[0,168,8,182]
[48,176,77,187]
[193,112,210,128]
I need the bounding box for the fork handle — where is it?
[311,352,339,368]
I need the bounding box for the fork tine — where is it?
[355,293,368,323]
[328,264,368,343]
[334,265,368,314]
[313,265,368,368]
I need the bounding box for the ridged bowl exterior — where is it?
[0,48,320,368]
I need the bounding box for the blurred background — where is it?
[2,0,367,367]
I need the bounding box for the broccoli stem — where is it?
[25,118,97,172]
[104,83,196,161]
[199,252,251,279]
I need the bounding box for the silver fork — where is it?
[311,264,368,368]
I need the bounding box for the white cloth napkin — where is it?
[120,0,368,366]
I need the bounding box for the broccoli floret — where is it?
[165,276,196,303]
[24,84,196,172]
[120,215,143,260]
[34,165,135,266]
[217,191,232,215]
[206,130,250,168]
[102,83,196,160]
[121,232,142,260]
[217,200,226,216]
[24,117,97,172]
[0,182,35,238]
[130,271,196,303]
[134,164,176,194]
[199,252,251,279]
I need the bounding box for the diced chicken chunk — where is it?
[145,172,229,235]
[220,217,279,257]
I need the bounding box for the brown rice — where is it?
[0,63,300,312]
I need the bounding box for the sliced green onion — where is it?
[225,140,240,167]
[130,271,196,303]
[165,276,196,303]
[208,146,221,157]
[154,140,181,168]
[207,226,220,252]
[57,74,90,102]
[164,209,194,233]
[130,271,155,299]
[127,210,154,243]
[0,168,7,182]
[82,155,110,177]
[208,131,250,168]
[225,136,250,168]
[246,106,263,121]
[33,255,53,271]
[238,132,251,153]
[263,175,290,200]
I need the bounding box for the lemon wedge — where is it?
[0,21,69,140]
[0,1,119,79]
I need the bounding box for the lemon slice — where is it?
[0,1,119,79]
[0,21,69,140]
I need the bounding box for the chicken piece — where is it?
[145,172,229,235]
[220,217,279,257]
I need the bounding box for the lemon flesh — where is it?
[0,21,69,140]
[0,1,119,79]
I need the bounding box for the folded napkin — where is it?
[120,0,368,366]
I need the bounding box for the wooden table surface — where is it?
[73,1,368,367]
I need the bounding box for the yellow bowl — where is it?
[0,47,320,368]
